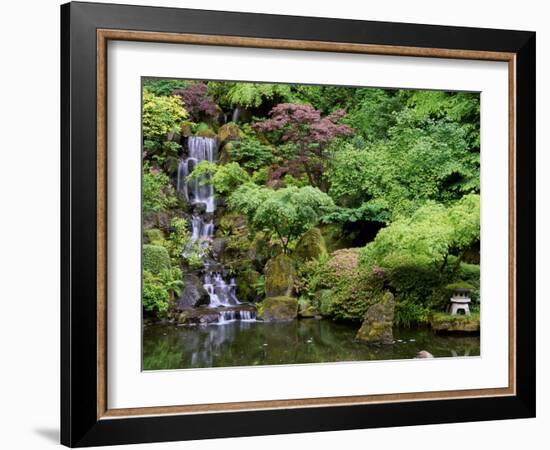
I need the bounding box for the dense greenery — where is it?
[141,78,480,328]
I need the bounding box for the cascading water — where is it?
[177,136,215,213]
[177,136,255,323]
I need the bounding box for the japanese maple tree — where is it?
[172,82,218,122]
[252,103,353,191]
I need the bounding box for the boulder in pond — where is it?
[257,296,298,322]
[416,350,434,359]
[356,291,395,345]
[294,227,327,261]
[264,253,296,298]
[177,273,210,308]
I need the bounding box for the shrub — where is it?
[231,139,275,171]
[142,89,187,161]
[142,268,184,317]
[143,244,171,274]
[394,301,431,328]
[187,161,250,196]
[165,217,189,261]
[297,249,383,321]
[142,163,177,216]
[142,271,170,315]
[144,228,165,245]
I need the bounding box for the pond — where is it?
[143,319,480,370]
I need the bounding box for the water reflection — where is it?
[143,320,480,370]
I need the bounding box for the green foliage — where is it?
[165,217,189,261]
[328,114,478,221]
[142,271,170,315]
[231,139,275,171]
[360,195,480,269]
[142,267,184,316]
[142,90,187,161]
[187,161,250,196]
[297,249,385,321]
[142,163,177,216]
[143,79,187,96]
[251,167,269,185]
[143,244,171,274]
[343,88,405,142]
[144,228,165,245]
[394,301,431,328]
[227,183,271,222]
[229,184,334,253]
[208,82,295,108]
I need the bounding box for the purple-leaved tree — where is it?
[252,103,353,191]
[172,82,218,122]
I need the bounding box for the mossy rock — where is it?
[195,122,217,138]
[264,254,296,298]
[236,269,262,303]
[298,298,320,318]
[144,228,165,245]
[257,296,298,322]
[218,142,234,164]
[217,122,242,144]
[294,227,327,261]
[356,291,395,345]
[430,312,480,333]
[142,244,171,274]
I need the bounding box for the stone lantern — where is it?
[447,283,474,316]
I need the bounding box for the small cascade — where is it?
[177,137,216,213]
[203,273,240,307]
[217,309,257,324]
[177,136,254,320]
[231,107,241,123]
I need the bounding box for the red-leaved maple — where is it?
[252,103,353,191]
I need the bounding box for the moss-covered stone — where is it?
[298,298,320,318]
[294,227,327,261]
[218,142,234,164]
[143,244,171,274]
[217,122,242,144]
[264,254,296,298]
[430,312,480,332]
[236,269,262,303]
[257,296,298,321]
[144,228,165,245]
[195,122,217,138]
[356,291,395,345]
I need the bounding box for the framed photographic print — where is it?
[61,1,536,447]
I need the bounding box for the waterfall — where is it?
[203,273,240,307]
[177,136,248,312]
[231,107,240,123]
[177,136,215,213]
